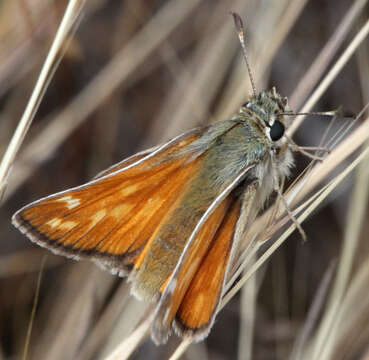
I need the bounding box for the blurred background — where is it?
[0,0,368,359]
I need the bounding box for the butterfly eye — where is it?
[269,120,285,141]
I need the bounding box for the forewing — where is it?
[12,129,202,276]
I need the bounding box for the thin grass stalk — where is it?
[289,19,369,135]
[309,132,369,360]
[289,262,336,359]
[22,256,46,360]
[0,0,85,201]
[290,0,368,109]
[2,0,202,203]
[103,313,153,360]
[237,256,257,360]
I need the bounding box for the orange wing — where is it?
[150,181,259,344]
[12,129,202,276]
[150,195,241,343]
[174,196,241,337]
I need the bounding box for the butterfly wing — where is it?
[174,195,242,338]
[151,181,259,343]
[173,183,260,339]
[12,128,204,276]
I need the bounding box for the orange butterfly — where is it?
[12,14,295,344]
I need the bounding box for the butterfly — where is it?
[12,14,296,344]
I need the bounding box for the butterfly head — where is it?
[241,87,291,144]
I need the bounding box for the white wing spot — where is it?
[59,221,77,231]
[121,184,139,197]
[45,218,76,231]
[57,195,80,209]
[90,209,106,225]
[110,204,132,218]
[46,218,61,228]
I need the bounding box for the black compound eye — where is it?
[269,120,285,141]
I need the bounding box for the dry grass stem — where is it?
[289,262,336,359]
[0,0,85,201]
[169,338,193,360]
[22,255,46,360]
[2,0,202,202]
[77,284,130,360]
[238,261,257,360]
[309,142,369,360]
[104,311,154,360]
[290,0,368,109]
[289,19,369,135]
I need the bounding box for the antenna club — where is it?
[231,12,243,34]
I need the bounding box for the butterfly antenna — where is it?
[279,108,355,119]
[231,12,257,97]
